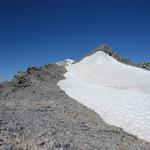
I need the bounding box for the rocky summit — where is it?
[86,44,150,71]
[0,45,150,150]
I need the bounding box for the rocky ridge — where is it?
[86,44,150,71]
[0,45,150,150]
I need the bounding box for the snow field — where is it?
[58,51,150,141]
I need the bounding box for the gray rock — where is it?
[137,62,150,71]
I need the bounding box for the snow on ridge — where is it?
[58,51,150,141]
[56,59,75,66]
[71,51,150,92]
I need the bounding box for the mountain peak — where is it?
[84,44,133,66]
[87,44,115,57]
[96,44,112,51]
[95,44,113,56]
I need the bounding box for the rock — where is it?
[0,144,14,150]
[137,62,150,71]
[39,141,45,146]
[63,143,71,150]
[27,66,39,74]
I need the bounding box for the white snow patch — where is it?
[58,51,150,142]
[56,59,74,66]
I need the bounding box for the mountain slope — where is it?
[0,64,150,149]
[58,49,150,141]
[0,46,150,149]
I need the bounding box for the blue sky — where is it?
[0,0,150,81]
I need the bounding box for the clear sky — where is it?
[0,0,150,81]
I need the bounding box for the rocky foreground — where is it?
[0,64,150,150]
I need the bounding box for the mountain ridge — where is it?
[0,45,150,149]
[84,44,150,71]
[58,49,150,141]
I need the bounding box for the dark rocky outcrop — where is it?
[137,62,150,71]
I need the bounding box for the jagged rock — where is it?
[137,62,150,71]
[27,66,39,74]
[13,71,31,88]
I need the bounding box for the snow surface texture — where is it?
[56,59,74,66]
[58,51,150,142]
